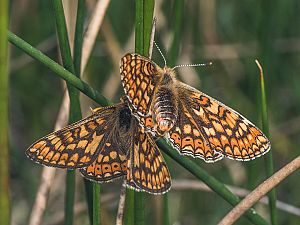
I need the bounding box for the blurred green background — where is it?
[8,0,300,225]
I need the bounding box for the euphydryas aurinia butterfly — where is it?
[120,53,271,163]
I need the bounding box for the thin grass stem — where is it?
[0,0,9,224]
[124,189,135,225]
[7,31,110,106]
[52,1,82,224]
[93,183,101,225]
[133,1,155,224]
[256,60,277,225]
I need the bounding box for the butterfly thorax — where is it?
[118,106,132,131]
[116,106,133,151]
[152,67,178,135]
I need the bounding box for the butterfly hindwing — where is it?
[126,122,171,194]
[26,106,117,169]
[120,53,160,116]
[79,132,128,182]
[166,100,223,162]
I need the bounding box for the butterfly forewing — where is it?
[26,106,117,169]
[79,105,132,182]
[126,122,171,194]
[120,53,160,116]
[174,81,271,161]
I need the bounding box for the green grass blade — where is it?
[135,0,144,54]
[73,0,85,76]
[124,189,135,225]
[93,183,101,225]
[0,0,10,224]
[52,0,75,73]
[133,1,155,224]
[83,181,93,224]
[8,31,270,225]
[7,31,110,106]
[168,0,184,66]
[256,60,277,225]
[133,0,144,223]
[134,192,145,225]
[64,171,75,225]
[135,0,154,56]
[73,1,99,224]
[72,1,97,224]
[52,1,82,224]
[163,195,169,225]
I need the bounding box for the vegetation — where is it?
[4,1,300,225]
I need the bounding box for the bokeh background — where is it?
[8,0,300,225]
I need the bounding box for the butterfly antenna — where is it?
[154,41,167,67]
[172,62,212,70]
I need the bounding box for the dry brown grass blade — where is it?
[28,89,69,225]
[115,181,126,225]
[172,179,300,217]
[29,3,114,222]
[101,20,123,99]
[101,20,135,99]
[81,0,111,75]
[217,155,300,225]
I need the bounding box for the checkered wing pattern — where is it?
[79,134,128,182]
[166,99,223,162]
[126,123,171,194]
[26,107,117,169]
[167,81,271,162]
[120,53,160,116]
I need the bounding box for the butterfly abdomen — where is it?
[153,83,178,134]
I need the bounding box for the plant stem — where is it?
[256,60,277,225]
[7,31,110,106]
[133,1,155,225]
[168,0,184,66]
[52,1,82,224]
[72,1,98,224]
[163,195,169,225]
[93,183,101,225]
[124,189,135,225]
[0,0,9,224]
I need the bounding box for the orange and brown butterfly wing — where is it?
[79,133,128,182]
[120,53,160,116]
[166,99,223,162]
[126,123,171,194]
[171,81,271,161]
[26,106,118,169]
[80,103,132,183]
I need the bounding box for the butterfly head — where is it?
[156,66,176,85]
[156,116,176,135]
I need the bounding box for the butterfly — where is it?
[120,53,271,163]
[26,101,171,194]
